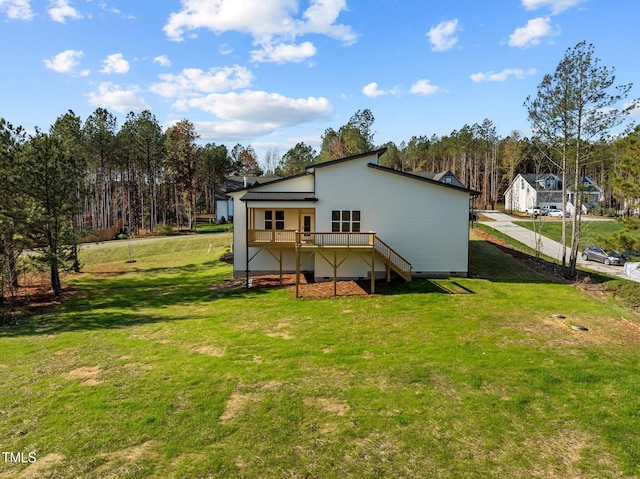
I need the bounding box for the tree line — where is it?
[0,109,265,302]
[1,42,639,303]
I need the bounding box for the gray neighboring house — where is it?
[410,170,465,188]
[215,176,280,223]
[504,173,602,214]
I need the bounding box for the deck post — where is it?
[333,250,337,296]
[371,248,375,294]
[295,234,300,298]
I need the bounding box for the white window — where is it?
[331,210,360,232]
[264,210,284,230]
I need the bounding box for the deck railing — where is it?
[248,229,296,244]
[295,231,374,248]
[294,231,412,282]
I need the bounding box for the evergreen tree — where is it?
[276,142,316,176]
[525,41,637,277]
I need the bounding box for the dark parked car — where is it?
[581,245,626,265]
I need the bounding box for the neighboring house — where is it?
[229,149,478,294]
[504,173,602,214]
[411,170,465,188]
[215,176,280,223]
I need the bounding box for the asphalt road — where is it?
[478,210,639,283]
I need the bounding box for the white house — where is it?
[504,173,602,214]
[229,149,478,294]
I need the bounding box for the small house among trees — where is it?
[504,173,602,214]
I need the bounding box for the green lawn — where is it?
[513,218,635,249]
[195,222,233,234]
[1,233,639,478]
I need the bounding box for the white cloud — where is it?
[192,120,277,141]
[362,82,399,98]
[0,0,33,20]
[97,1,134,19]
[508,17,558,48]
[87,82,148,113]
[164,0,296,41]
[410,79,440,96]
[43,49,84,73]
[427,19,459,52]
[522,0,586,14]
[176,91,332,125]
[48,0,83,23]
[362,82,385,98]
[153,55,172,67]
[298,0,358,44]
[172,91,333,142]
[100,53,130,74]
[470,68,537,82]
[163,0,356,63]
[251,41,317,63]
[150,66,254,98]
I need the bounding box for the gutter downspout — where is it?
[245,200,249,288]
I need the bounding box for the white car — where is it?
[525,206,541,216]
[548,210,571,218]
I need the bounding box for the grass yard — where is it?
[1,232,640,478]
[514,218,637,250]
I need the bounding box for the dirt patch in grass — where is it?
[265,321,294,340]
[90,441,157,477]
[523,428,621,478]
[619,317,640,342]
[219,392,261,424]
[101,440,156,463]
[63,366,102,385]
[192,345,226,357]
[304,397,350,416]
[1,453,65,479]
[54,347,77,356]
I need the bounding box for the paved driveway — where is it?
[478,210,638,282]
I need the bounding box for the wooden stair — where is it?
[373,236,412,282]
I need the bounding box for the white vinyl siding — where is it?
[314,154,469,276]
[232,151,472,279]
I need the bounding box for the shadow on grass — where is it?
[469,240,557,284]
[375,277,472,296]
[4,238,610,337]
[0,259,271,337]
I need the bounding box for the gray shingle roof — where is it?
[239,192,317,202]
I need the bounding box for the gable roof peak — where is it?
[305,148,387,172]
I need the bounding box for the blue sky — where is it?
[1,0,639,161]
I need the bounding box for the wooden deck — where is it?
[247,230,413,293]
